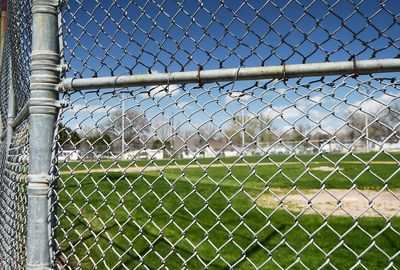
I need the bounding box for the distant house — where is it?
[123,149,164,160]
[266,144,290,155]
[172,137,199,158]
[181,149,201,159]
[206,139,238,157]
[173,137,239,159]
[378,141,400,152]
[59,150,81,162]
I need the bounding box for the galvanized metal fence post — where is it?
[0,2,6,141]
[6,61,15,152]
[0,1,6,70]
[26,0,59,269]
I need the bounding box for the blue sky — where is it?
[59,0,400,141]
[61,0,400,77]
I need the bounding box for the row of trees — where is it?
[59,105,400,150]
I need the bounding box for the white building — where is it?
[59,150,81,162]
[123,149,164,160]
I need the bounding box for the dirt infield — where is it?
[60,162,400,218]
[257,188,400,217]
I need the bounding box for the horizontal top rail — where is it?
[59,58,400,92]
[10,102,29,129]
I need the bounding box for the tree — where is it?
[191,123,219,148]
[310,131,330,142]
[285,124,308,142]
[383,103,400,131]
[99,108,150,150]
[151,139,171,150]
[199,123,218,140]
[58,124,81,149]
[87,131,112,145]
[225,114,273,146]
[258,115,275,143]
[344,106,399,143]
[152,116,173,141]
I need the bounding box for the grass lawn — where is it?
[59,152,400,173]
[55,152,400,269]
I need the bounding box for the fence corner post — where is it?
[26,0,60,269]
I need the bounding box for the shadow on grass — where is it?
[58,208,219,269]
[55,169,400,269]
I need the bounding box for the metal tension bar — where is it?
[26,0,60,269]
[60,58,400,91]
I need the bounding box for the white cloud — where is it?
[138,70,181,98]
[274,88,287,95]
[268,100,325,121]
[350,94,398,114]
[147,84,180,98]
[277,106,303,119]
[224,91,253,104]
[66,103,119,114]
[309,94,324,103]
[177,99,193,110]
[268,105,298,119]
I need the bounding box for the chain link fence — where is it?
[0,0,32,268]
[50,1,400,269]
[0,120,29,269]
[0,0,400,269]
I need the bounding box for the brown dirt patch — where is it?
[257,188,400,217]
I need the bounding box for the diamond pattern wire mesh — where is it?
[53,75,400,269]
[0,0,32,134]
[50,0,400,269]
[0,35,11,138]
[0,0,32,268]
[8,0,32,114]
[0,120,29,269]
[60,0,400,78]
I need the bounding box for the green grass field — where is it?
[60,152,400,173]
[56,152,400,269]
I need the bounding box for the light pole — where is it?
[364,86,370,152]
[119,93,126,157]
[365,110,369,152]
[229,92,252,153]
[170,114,174,157]
[241,108,245,151]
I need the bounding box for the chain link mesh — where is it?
[8,0,32,114]
[0,40,10,138]
[0,0,32,132]
[0,120,29,269]
[0,0,32,268]
[52,0,400,269]
[53,74,400,269]
[60,0,400,78]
